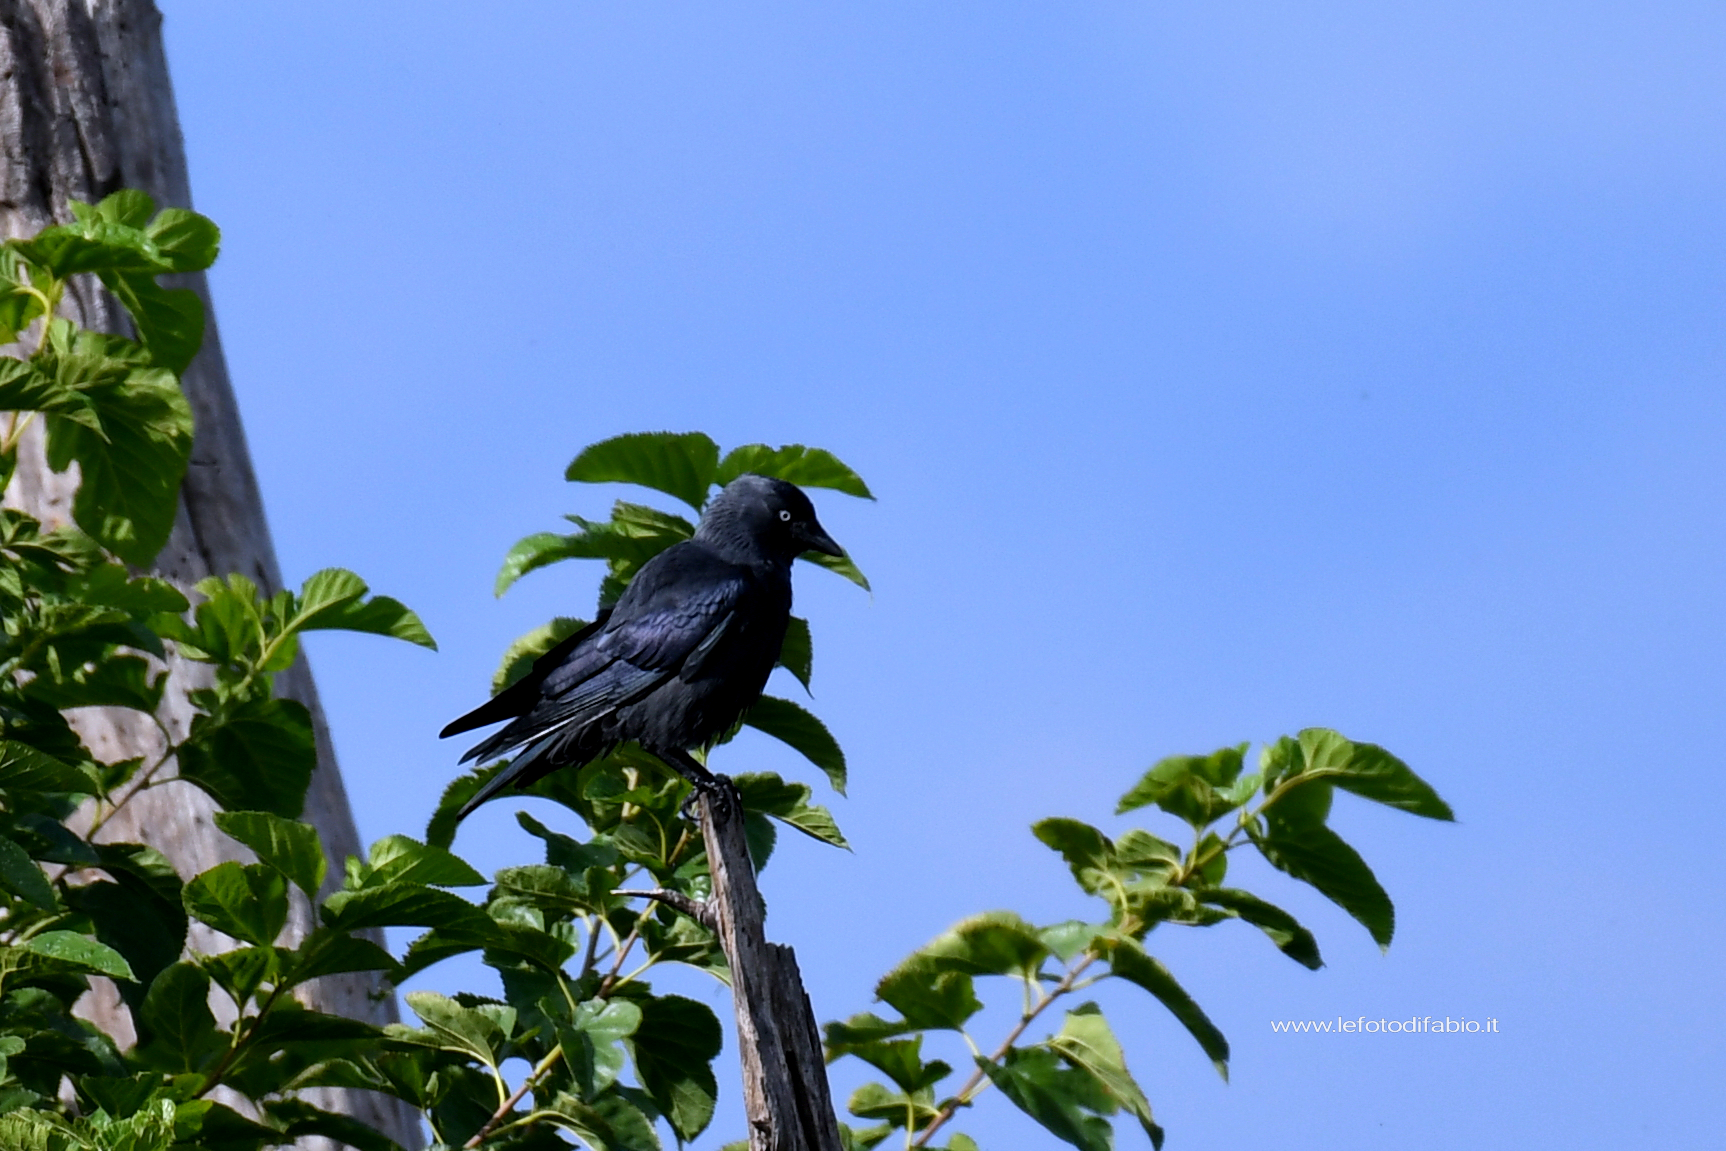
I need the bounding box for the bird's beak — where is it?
[795,521,845,558]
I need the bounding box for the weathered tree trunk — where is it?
[696,795,844,1151]
[0,3,421,1146]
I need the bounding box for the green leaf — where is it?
[566,430,721,510]
[1116,744,1249,826]
[742,695,847,795]
[875,944,986,1032]
[1048,1003,1164,1150]
[182,861,289,947]
[1099,935,1229,1078]
[493,616,588,693]
[176,698,316,818]
[0,356,100,432]
[560,997,642,1096]
[841,1035,952,1096]
[714,443,875,499]
[825,1012,921,1052]
[1200,888,1323,969]
[1255,815,1395,948]
[279,931,399,986]
[0,833,56,909]
[629,994,723,1142]
[847,1080,941,1129]
[321,883,491,934]
[213,810,327,896]
[396,990,511,1069]
[262,1098,401,1151]
[979,1046,1113,1151]
[290,569,436,649]
[137,962,220,1073]
[777,614,813,692]
[41,359,192,566]
[0,740,97,796]
[364,835,486,888]
[733,771,849,849]
[18,930,135,980]
[144,206,221,272]
[909,911,1049,979]
[542,1090,662,1151]
[800,548,871,591]
[101,269,204,374]
[1289,730,1454,820]
[494,532,587,597]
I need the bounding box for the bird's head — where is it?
[697,474,845,563]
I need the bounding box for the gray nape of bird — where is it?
[440,474,844,820]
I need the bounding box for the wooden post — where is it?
[697,791,845,1151]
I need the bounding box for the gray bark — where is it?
[0,3,421,1146]
[695,794,844,1151]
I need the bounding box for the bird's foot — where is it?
[679,772,739,822]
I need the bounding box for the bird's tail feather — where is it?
[456,732,563,821]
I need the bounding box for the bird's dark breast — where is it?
[610,572,790,751]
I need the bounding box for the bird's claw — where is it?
[680,773,740,822]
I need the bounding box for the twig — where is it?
[910,954,1100,1149]
[462,1043,564,1149]
[614,887,717,930]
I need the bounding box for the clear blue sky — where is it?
[159,3,1724,1148]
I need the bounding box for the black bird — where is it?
[441,474,844,820]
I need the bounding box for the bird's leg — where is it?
[655,747,739,820]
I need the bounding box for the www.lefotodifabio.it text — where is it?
[1269,1017,1500,1034]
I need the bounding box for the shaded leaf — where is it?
[0,834,56,909]
[1254,816,1395,949]
[213,810,327,896]
[1098,935,1229,1078]
[176,698,316,818]
[979,1047,1113,1151]
[182,861,289,947]
[1200,888,1323,970]
[630,994,723,1142]
[742,695,846,795]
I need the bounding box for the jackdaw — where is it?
[441,474,844,819]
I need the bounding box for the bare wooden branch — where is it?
[698,784,844,1151]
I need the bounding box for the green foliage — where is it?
[824,730,1451,1150]
[2,194,1449,1150]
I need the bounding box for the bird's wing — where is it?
[453,550,750,766]
[439,611,613,739]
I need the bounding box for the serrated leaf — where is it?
[714,443,875,499]
[279,931,399,986]
[399,990,510,1069]
[1289,730,1454,820]
[0,833,55,909]
[137,962,220,1073]
[19,930,135,980]
[979,1046,1113,1151]
[1049,1003,1164,1150]
[566,431,721,510]
[176,697,316,818]
[493,616,588,693]
[1099,935,1229,1078]
[875,961,981,1032]
[213,810,327,896]
[742,695,846,795]
[321,883,491,934]
[144,207,221,272]
[560,997,642,1095]
[1255,816,1395,948]
[629,995,722,1141]
[365,835,486,887]
[0,740,97,795]
[291,570,435,650]
[1200,888,1323,969]
[778,614,813,692]
[801,547,871,591]
[182,861,289,947]
[41,360,192,566]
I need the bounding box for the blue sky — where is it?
[159,3,1724,1148]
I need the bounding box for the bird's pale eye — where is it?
[778,510,792,522]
